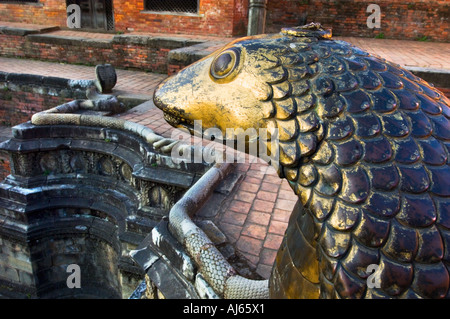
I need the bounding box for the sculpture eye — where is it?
[210,48,240,80]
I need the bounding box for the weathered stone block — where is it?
[196,220,227,245]
[146,258,198,299]
[51,253,80,267]
[145,220,196,281]
[18,270,34,286]
[6,73,44,86]
[0,264,19,282]
[0,120,215,299]
[6,256,32,273]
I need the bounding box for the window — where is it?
[145,0,198,14]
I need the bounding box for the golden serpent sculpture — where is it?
[154,23,450,299]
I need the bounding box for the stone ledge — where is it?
[115,94,154,109]
[0,72,151,125]
[168,40,228,65]
[26,32,205,51]
[112,34,203,48]
[1,72,95,91]
[26,34,115,50]
[0,25,59,36]
[130,220,200,299]
[406,66,450,90]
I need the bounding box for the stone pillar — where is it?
[247,0,268,36]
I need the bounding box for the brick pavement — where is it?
[118,105,298,279]
[0,57,167,96]
[336,36,450,71]
[0,52,297,278]
[0,23,449,279]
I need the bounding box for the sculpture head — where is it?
[154,33,281,137]
[154,23,450,299]
[154,23,337,169]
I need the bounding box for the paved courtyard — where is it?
[0,55,297,279]
[0,22,449,279]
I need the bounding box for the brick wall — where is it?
[114,0,247,37]
[0,0,449,40]
[233,0,249,36]
[0,86,74,126]
[0,0,248,37]
[0,73,88,127]
[0,33,200,74]
[266,0,450,42]
[0,0,66,26]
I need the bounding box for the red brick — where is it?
[237,235,263,255]
[234,190,256,203]
[260,182,280,193]
[280,180,293,191]
[278,188,297,200]
[242,224,267,240]
[219,222,242,243]
[247,211,271,226]
[239,181,260,193]
[275,199,297,211]
[259,248,277,266]
[252,199,275,213]
[228,200,252,214]
[235,163,250,172]
[221,210,247,226]
[244,176,263,185]
[263,234,284,250]
[266,0,449,41]
[272,209,293,223]
[246,169,265,179]
[265,166,278,175]
[256,190,278,202]
[268,220,288,236]
[263,174,282,184]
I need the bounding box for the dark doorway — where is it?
[67,0,114,31]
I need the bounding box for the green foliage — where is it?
[1,87,13,101]
[375,32,385,39]
[416,35,429,42]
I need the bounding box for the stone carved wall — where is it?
[0,122,210,298]
[27,221,122,299]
